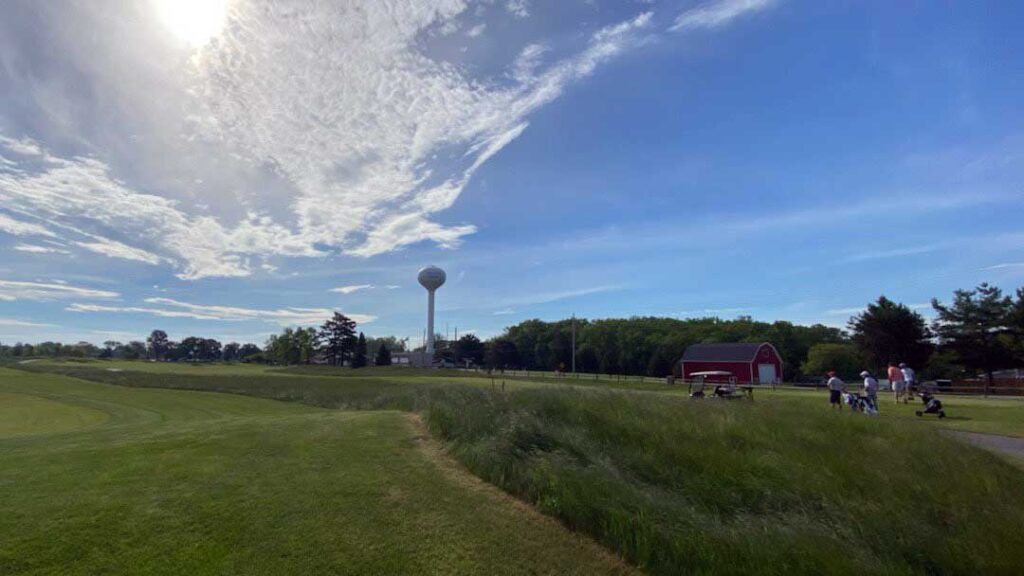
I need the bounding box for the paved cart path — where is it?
[950,431,1024,461]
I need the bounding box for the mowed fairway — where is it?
[0,368,633,575]
[8,361,1024,575]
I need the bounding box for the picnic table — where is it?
[713,384,754,401]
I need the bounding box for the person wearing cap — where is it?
[887,362,905,404]
[861,370,879,412]
[826,371,846,411]
[900,363,916,402]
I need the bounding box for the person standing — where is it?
[861,370,879,413]
[887,362,905,404]
[826,371,846,411]
[900,363,916,403]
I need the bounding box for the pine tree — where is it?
[317,313,358,366]
[374,342,392,366]
[848,296,932,371]
[932,283,1013,393]
[352,332,368,368]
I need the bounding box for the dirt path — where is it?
[404,413,640,576]
[949,431,1024,461]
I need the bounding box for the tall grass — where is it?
[20,364,1024,575]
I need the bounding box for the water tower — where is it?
[417,265,446,355]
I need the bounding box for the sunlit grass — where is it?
[17,361,1024,574]
[0,368,633,575]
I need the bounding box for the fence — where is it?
[945,377,1024,397]
[462,367,670,385]
[461,368,1024,397]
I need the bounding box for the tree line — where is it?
[803,283,1024,387]
[481,283,1024,384]
[480,316,845,380]
[3,283,1022,383]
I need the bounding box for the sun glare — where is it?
[154,0,228,47]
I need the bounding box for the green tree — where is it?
[1008,287,1024,364]
[646,345,675,377]
[222,342,241,362]
[366,336,406,355]
[147,330,169,360]
[177,337,221,362]
[920,349,966,381]
[122,341,146,360]
[801,343,865,381]
[352,333,368,368]
[848,296,932,371]
[101,340,120,359]
[374,342,392,366]
[454,334,485,366]
[238,343,261,361]
[294,327,318,364]
[485,338,519,371]
[575,344,599,373]
[932,283,1014,392]
[318,313,357,367]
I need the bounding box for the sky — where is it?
[1,0,1023,347]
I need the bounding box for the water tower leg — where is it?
[426,290,435,355]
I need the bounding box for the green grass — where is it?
[0,368,632,575]
[16,361,1024,575]
[0,391,108,436]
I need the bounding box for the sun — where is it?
[154,0,229,47]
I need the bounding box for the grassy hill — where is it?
[6,361,1024,575]
[0,367,633,575]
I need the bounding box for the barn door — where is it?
[757,364,777,384]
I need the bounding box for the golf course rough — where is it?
[6,361,1024,575]
[0,368,634,575]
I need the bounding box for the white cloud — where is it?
[466,23,486,37]
[0,135,46,157]
[1,5,655,278]
[190,4,653,259]
[330,284,374,295]
[68,297,375,326]
[0,142,322,279]
[0,318,55,328]
[844,244,942,263]
[0,213,56,238]
[75,236,163,265]
[675,307,750,317]
[671,0,773,32]
[826,303,932,316]
[825,307,864,317]
[0,280,119,301]
[512,43,548,83]
[985,262,1024,270]
[329,283,402,294]
[493,308,516,315]
[506,0,530,18]
[13,244,70,255]
[500,285,623,307]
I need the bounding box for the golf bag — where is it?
[843,392,879,416]
[915,393,946,418]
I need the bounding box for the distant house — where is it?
[681,342,783,384]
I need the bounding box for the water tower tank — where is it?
[418,266,446,357]
[418,266,446,291]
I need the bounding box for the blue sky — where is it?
[1,0,1023,347]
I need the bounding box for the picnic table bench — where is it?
[713,384,755,401]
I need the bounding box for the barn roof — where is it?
[682,342,767,363]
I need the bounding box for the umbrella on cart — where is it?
[688,371,735,397]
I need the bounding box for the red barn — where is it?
[681,342,783,384]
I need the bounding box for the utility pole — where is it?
[571,314,576,374]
